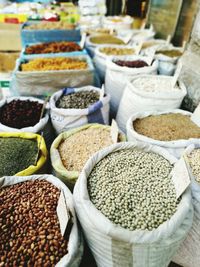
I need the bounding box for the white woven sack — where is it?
[173,143,200,267]
[0,96,49,133]
[93,44,137,81]
[50,86,110,135]
[12,56,95,96]
[0,174,83,267]
[116,76,187,133]
[73,141,193,267]
[103,16,133,31]
[105,55,158,118]
[126,109,200,158]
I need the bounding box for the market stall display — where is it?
[50,86,110,134]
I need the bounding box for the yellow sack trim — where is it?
[0,132,47,176]
[50,123,126,188]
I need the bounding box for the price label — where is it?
[56,190,70,236]
[111,119,119,143]
[171,157,191,199]
[191,102,200,127]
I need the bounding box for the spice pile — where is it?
[25,21,75,30]
[88,149,177,230]
[56,90,99,109]
[0,137,38,176]
[186,149,200,184]
[25,42,82,55]
[0,99,43,129]
[0,180,69,266]
[59,127,114,172]
[90,35,125,45]
[132,76,180,92]
[21,57,88,71]
[156,49,183,57]
[133,113,200,141]
[99,47,135,56]
[114,60,148,68]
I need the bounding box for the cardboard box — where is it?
[0,23,22,51]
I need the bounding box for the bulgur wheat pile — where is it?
[133,113,200,141]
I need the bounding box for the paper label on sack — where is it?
[80,32,87,49]
[100,84,105,99]
[172,157,191,199]
[56,190,70,236]
[191,102,200,127]
[111,119,119,143]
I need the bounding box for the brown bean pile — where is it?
[0,180,69,267]
[0,100,43,129]
[133,113,200,141]
[114,59,148,68]
[25,42,82,55]
[21,57,88,71]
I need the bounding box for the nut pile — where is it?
[0,137,38,176]
[56,90,99,109]
[90,35,125,45]
[25,21,75,30]
[132,76,180,92]
[59,127,114,172]
[99,47,135,56]
[88,149,177,231]
[25,41,82,55]
[156,49,182,57]
[114,59,148,68]
[0,99,43,129]
[186,148,200,184]
[21,57,88,71]
[0,179,68,266]
[133,113,200,141]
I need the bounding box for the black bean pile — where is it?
[0,100,43,129]
[0,180,69,266]
[114,59,149,68]
[56,90,100,109]
[0,138,38,176]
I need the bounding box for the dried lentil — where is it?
[99,47,135,56]
[59,127,113,172]
[186,148,200,184]
[56,90,100,109]
[88,148,177,231]
[0,180,68,266]
[21,57,88,71]
[133,113,200,141]
[90,35,125,45]
[0,99,43,129]
[25,41,82,55]
[114,59,148,68]
[0,137,38,176]
[156,49,183,57]
[25,21,75,30]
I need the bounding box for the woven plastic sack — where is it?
[11,55,95,97]
[0,174,83,267]
[126,109,200,159]
[73,141,193,267]
[0,132,47,176]
[116,76,187,132]
[173,143,200,267]
[0,96,49,133]
[93,44,137,82]
[50,86,110,135]
[105,55,158,118]
[50,124,126,190]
